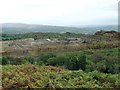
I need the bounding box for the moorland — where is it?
[0,25,120,89]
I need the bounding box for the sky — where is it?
[0,0,119,26]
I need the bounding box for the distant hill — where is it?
[1,23,118,34]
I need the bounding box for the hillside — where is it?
[1,30,120,89]
[1,30,119,57]
[1,23,118,34]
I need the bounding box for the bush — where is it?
[47,57,57,66]
[47,55,67,66]
[27,56,36,64]
[77,53,86,71]
[2,56,9,65]
[65,53,86,70]
[37,53,56,64]
[91,51,119,74]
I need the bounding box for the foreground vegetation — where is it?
[2,65,120,88]
[1,48,119,74]
[1,48,120,88]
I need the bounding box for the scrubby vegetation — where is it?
[1,32,83,41]
[1,48,120,88]
[2,65,120,88]
[1,31,120,89]
[1,48,120,74]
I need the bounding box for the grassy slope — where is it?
[2,65,120,88]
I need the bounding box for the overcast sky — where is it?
[0,0,119,26]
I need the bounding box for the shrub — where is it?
[2,56,9,65]
[65,53,86,70]
[37,53,56,63]
[77,53,86,71]
[47,57,57,66]
[47,55,67,66]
